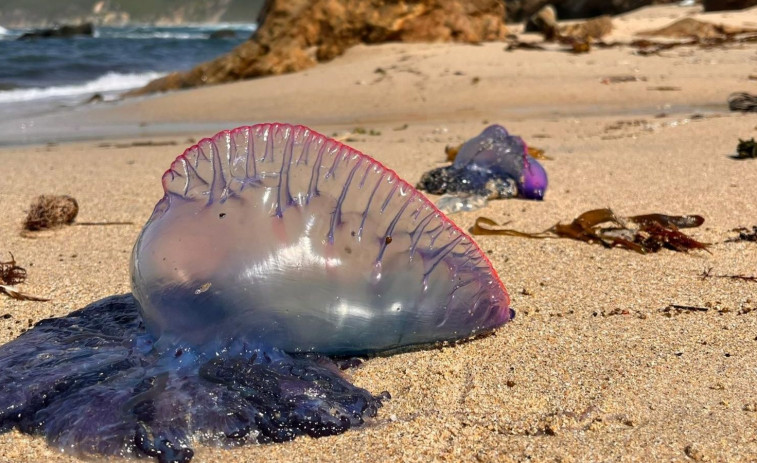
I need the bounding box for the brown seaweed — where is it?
[734,138,757,159]
[24,195,79,231]
[470,208,708,254]
[0,253,49,301]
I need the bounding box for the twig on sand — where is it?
[700,267,757,283]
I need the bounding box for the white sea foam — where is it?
[108,31,201,39]
[0,71,165,104]
[100,23,257,40]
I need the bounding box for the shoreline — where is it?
[3,5,757,147]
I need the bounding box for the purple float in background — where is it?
[417,124,549,211]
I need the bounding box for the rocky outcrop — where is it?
[525,5,613,41]
[507,0,679,22]
[637,17,757,38]
[128,0,508,95]
[17,22,94,40]
[703,0,757,10]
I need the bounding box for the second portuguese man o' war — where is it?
[417,124,548,213]
[0,123,513,462]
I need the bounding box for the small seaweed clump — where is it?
[24,195,78,231]
[735,138,757,159]
[0,253,48,301]
[0,254,27,285]
[471,208,708,253]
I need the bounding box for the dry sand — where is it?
[1,4,757,462]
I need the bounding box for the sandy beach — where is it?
[1,4,757,462]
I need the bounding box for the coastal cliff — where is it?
[127,0,508,96]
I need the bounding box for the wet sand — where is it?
[1,4,757,462]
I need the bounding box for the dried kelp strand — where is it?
[471,208,708,253]
[628,213,704,229]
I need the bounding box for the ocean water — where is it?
[0,23,255,120]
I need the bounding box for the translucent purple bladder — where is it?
[132,123,512,355]
[0,123,512,462]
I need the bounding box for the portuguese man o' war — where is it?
[417,124,548,213]
[0,123,512,462]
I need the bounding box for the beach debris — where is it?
[700,267,757,283]
[728,226,757,242]
[417,124,548,213]
[662,304,710,315]
[22,195,131,232]
[23,195,79,231]
[98,140,178,149]
[601,75,647,84]
[734,138,757,159]
[647,86,681,91]
[0,253,49,302]
[728,92,757,112]
[352,127,381,136]
[505,40,546,51]
[470,208,708,253]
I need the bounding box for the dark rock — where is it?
[128,0,508,96]
[83,93,104,104]
[728,92,757,112]
[703,0,757,10]
[507,0,679,22]
[208,29,237,39]
[17,22,94,40]
[525,5,558,39]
